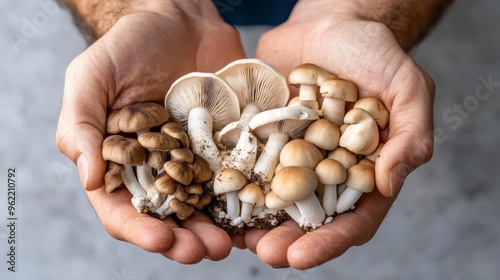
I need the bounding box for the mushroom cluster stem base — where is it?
[336,187,362,214]
[188,107,222,171]
[253,132,289,182]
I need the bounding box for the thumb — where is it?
[56,55,111,191]
[375,65,435,198]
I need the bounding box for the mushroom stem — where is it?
[240,104,261,124]
[225,191,240,219]
[240,202,254,223]
[295,192,326,229]
[299,85,319,101]
[253,132,289,182]
[321,98,345,126]
[336,187,362,214]
[154,194,176,218]
[251,206,265,216]
[188,107,222,171]
[136,162,163,209]
[322,184,338,216]
[121,165,152,212]
[227,128,258,174]
[282,204,303,225]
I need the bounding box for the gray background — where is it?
[1,0,499,279]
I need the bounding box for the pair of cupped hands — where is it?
[56,1,434,269]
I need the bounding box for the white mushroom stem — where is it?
[251,206,265,216]
[136,163,162,209]
[121,165,152,212]
[154,194,176,218]
[321,97,345,126]
[188,107,222,171]
[240,104,261,124]
[299,85,318,101]
[225,191,240,219]
[239,202,254,223]
[336,187,362,214]
[282,204,303,225]
[227,129,258,174]
[253,133,289,182]
[295,193,326,229]
[322,184,338,216]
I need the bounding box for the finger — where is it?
[243,228,269,253]
[177,211,232,261]
[230,234,248,250]
[376,61,435,197]
[160,228,207,264]
[287,189,397,269]
[255,220,304,268]
[56,51,115,191]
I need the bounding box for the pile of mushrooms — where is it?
[101,102,213,220]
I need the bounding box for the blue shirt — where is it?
[214,0,298,26]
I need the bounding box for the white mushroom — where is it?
[164,72,240,171]
[213,168,247,220]
[339,108,379,155]
[237,183,265,224]
[353,97,389,129]
[319,78,358,126]
[265,191,303,225]
[336,163,375,214]
[314,159,346,216]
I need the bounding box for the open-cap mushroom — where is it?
[106,102,169,135]
[336,163,375,214]
[271,166,325,230]
[288,63,336,112]
[304,119,340,151]
[320,78,358,126]
[353,97,389,129]
[339,108,379,155]
[213,168,247,221]
[249,106,320,182]
[237,183,265,223]
[102,135,151,213]
[164,72,240,171]
[315,158,346,216]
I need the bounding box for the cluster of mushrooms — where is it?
[101,59,389,232]
[101,102,213,220]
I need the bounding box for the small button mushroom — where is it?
[265,191,302,225]
[237,183,265,224]
[165,72,241,171]
[104,162,124,194]
[339,108,379,155]
[315,159,347,216]
[336,163,375,214]
[320,78,359,126]
[161,122,190,148]
[213,168,247,220]
[304,119,341,151]
[170,148,194,163]
[188,154,213,184]
[328,147,358,195]
[154,172,182,195]
[163,160,194,186]
[353,97,389,129]
[271,166,325,230]
[279,139,323,170]
[186,194,200,205]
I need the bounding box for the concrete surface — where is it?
[0,0,499,279]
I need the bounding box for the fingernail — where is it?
[77,154,89,188]
[389,163,410,197]
[272,264,290,269]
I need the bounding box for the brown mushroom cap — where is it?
[163,160,194,186]
[315,158,347,185]
[345,163,375,193]
[319,78,358,102]
[106,102,169,134]
[185,184,204,195]
[146,151,166,170]
[237,183,265,207]
[169,198,194,220]
[102,135,146,166]
[161,122,190,148]
[194,193,212,210]
[170,148,194,163]
[271,166,318,202]
[188,155,213,183]
[138,132,180,151]
[304,119,340,151]
[213,168,247,195]
[155,172,182,195]
[104,162,124,194]
[186,194,200,205]
[174,186,189,202]
[279,139,323,170]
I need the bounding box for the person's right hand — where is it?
[56,1,246,264]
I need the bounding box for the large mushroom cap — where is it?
[288,63,336,87]
[106,102,169,134]
[339,108,379,155]
[315,158,347,185]
[216,58,290,112]
[271,166,318,202]
[213,168,246,195]
[279,139,323,170]
[320,78,358,102]
[164,72,240,132]
[102,135,146,166]
[345,163,375,193]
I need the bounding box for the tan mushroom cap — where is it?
[170,148,194,163]
[186,194,200,205]
[339,108,379,155]
[161,122,190,148]
[104,162,124,194]
[279,139,323,170]
[185,184,204,195]
[365,143,384,163]
[353,97,389,129]
[320,78,358,102]
[238,183,265,207]
[328,147,357,170]
[146,151,166,170]
[315,158,347,185]
[155,172,182,195]
[358,158,375,168]
[265,191,293,210]
[213,168,247,195]
[194,193,212,210]
[106,102,169,134]
[271,166,318,202]
[163,160,194,186]
[288,63,336,86]
[345,163,375,193]
[304,119,340,151]
[169,198,194,220]
[138,132,180,151]
[188,154,213,183]
[174,186,189,202]
[102,135,146,166]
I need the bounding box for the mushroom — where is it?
[288,63,336,112]
[213,168,247,220]
[265,191,302,225]
[102,135,151,213]
[170,148,194,163]
[249,106,320,182]
[237,183,265,223]
[164,72,240,171]
[169,198,195,220]
[336,163,375,214]
[328,147,358,195]
[319,78,358,126]
[216,121,258,174]
[188,154,213,184]
[104,162,124,194]
[279,139,323,170]
[339,108,379,155]
[163,160,193,186]
[353,97,389,129]
[304,119,340,151]
[365,143,384,162]
[194,193,212,210]
[106,102,169,135]
[271,166,325,230]
[314,159,346,216]
[161,122,190,148]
